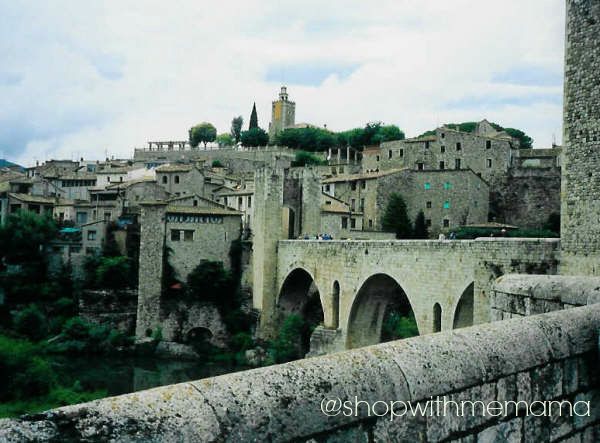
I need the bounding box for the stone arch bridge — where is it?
[262,238,559,355]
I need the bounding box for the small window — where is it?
[388,150,392,159]
[376,155,380,162]
[360,198,365,211]
[361,181,366,189]
[351,182,357,191]
[341,217,348,229]
[455,158,461,169]
[487,159,492,168]
[351,199,356,211]
[184,230,194,242]
[171,230,181,241]
[325,184,330,192]
[400,149,404,157]
[443,201,451,209]
[444,182,452,190]
[162,176,168,184]
[417,162,424,171]
[426,201,432,209]
[424,182,431,190]
[440,146,446,153]
[104,212,111,221]
[368,219,373,229]
[441,133,445,138]
[425,141,430,149]
[443,219,450,228]
[248,196,252,208]
[486,140,492,149]
[456,142,462,151]
[439,161,445,170]
[175,175,180,184]
[87,230,96,241]
[193,200,198,207]
[350,218,356,229]
[426,219,432,227]
[120,176,123,182]
[238,197,243,208]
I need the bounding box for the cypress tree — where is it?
[413,210,429,239]
[249,102,258,129]
[382,193,413,239]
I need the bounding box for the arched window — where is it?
[433,303,442,332]
[332,281,341,329]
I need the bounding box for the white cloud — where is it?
[0,0,565,166]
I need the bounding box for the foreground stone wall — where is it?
[2,304,599,442]
[491,274,600,320]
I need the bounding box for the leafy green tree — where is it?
[189,122,217,148]
[249,103,258,129]
[95,256,131,290]
[13,305,48,341]
[503,128,533,149]
[0,211,57,265]
[216,133,234,148]
[413,210,429,239]
[373,124,405,143]
[230,116,243,143]
[292,151,327,167]
[186,261,235,308]
[382,311,419,340]
[268,314,305,363]
[241,127,269,147]
[102,222,121,257]
[382,193,413,239]
[212,159,224,168]
[276,127,337,152]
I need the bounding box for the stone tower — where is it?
[561,0,600,275]
[135,201,167,339]
[252,167,285,337]
[268,86,296,142]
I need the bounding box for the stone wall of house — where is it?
[3,304,598,442]
[491,166,561,228]
[561,0,600,275]
[165,213,241,280]
[376,169,489,235]
[371,126,516,184]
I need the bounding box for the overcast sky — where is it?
[0,0,565,166]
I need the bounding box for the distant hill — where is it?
[0,159,24,170]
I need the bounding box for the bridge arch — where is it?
[346,273,419,349]
[453,282,474,329]
[277,268,325,354]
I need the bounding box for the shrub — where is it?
[13,304,48,341]
[267,314,304,363]
[95,256,132,290]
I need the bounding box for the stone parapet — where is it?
[2,304,599,441]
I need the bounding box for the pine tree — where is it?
[413,210,429,239]
[381,193,413,239]
[249,102,258,129]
